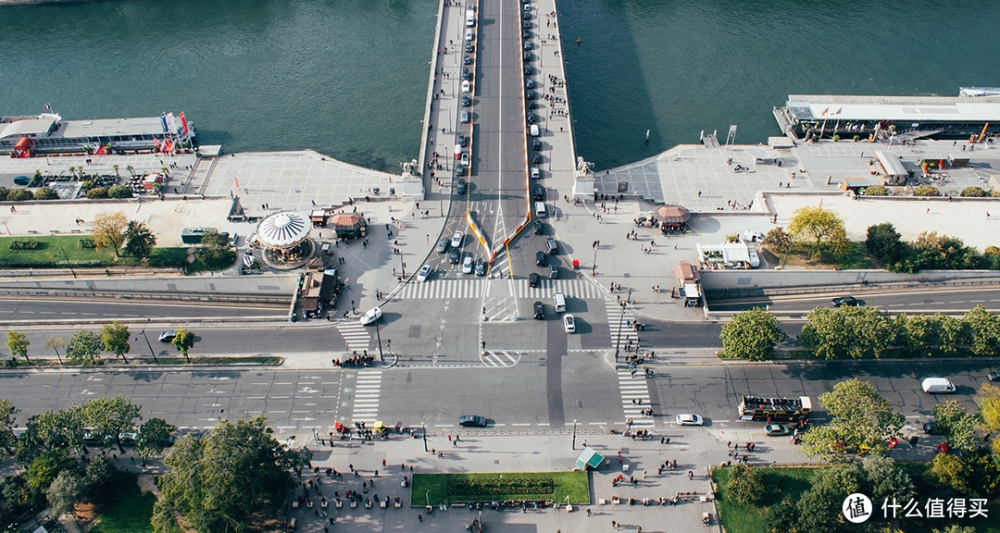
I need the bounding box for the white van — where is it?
[529,124,540,137]
[553,292,566,313]
[921,378,956,394]
[535,202,547,218]
[466,10,476,26]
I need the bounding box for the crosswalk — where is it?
[618,370,654,429]
[335,321,372,353]
[605,298,638,349]
[480,350,526,367]
[394,278,604,300]
[351,370,382,425]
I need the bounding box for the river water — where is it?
[2,0,999,171]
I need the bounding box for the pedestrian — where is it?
[612,519,618,529]
[688,470,694,479]
[418,514,423,522]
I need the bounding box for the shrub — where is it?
[108,185,134,198]
[6,189,34,202]
[33,187,58,200]
[832,135,840,141]
[77,238,96,249]
[863,185,889,196]
[9,240,40,250]
[853,135,860,141]
[726,464,765,505]
[913,185,940,197]
[0,187,8,201]
[446,477,555,496]
[86,187,109,199]
[961,186,987,197]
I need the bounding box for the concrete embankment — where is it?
[1,0,89,5]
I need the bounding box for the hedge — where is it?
[446,478,554,496]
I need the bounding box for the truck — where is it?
[738,395,812,422]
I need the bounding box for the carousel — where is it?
[329,213,367,240]
[255,211,315,270]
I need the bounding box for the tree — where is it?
[0,399,19,461]
[153,416,311,533]
[26,449,74,492]
[108,184,134,199]
[92,211,130,258]
[963,305,1000,357]
[788,206,848,249]
[78,396,142,454]
[975,383,1000,455]
[33,187,58,200]
[47,469,85,516]
[726,463,764,504]
[800,379,905,462]
[66,331,103,364]
[200,229,229,248]
[6,189,34,202]
[6,331,30,363]
[112,164,120,177]
[123,220,156,259]
[764,498,799,533]
[17,409,86,466]
[860,456,915,505]
[796,464,860,533]
[961,186,987,197]
[800,306,894,360]
[101,321,130,364]
[135,418,176,465]
[763,227,792,254]
[171,328,195,362]
[86,187,109,199]
[937,315,969,356]
[720,308,787,361]
[934,525,976,533]
[913,185,941,196]
[84,454,122,494]
[45,337,65,364]
[866,222,905,265]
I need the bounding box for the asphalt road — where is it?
[0,298,285,322]
[708,287,1000,313]
[5,359,997,438]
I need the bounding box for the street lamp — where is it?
[422,424,428,452]
[592,244,598,275]
[58,247,77,279]
[399,253,405,278]
[572,419,578,450]
[614,301,626,362]
[374,317,384,362]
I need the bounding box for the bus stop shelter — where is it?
[575,447,605,470]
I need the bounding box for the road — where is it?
[708,287,1000,314]
[0,298,285,322]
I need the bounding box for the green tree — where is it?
[913,185,941,196]
[17,409,86,466]
[107,184,134,199]
[84,454,122,494]
[865,222,905,265]
[933,525,976,533]
[6,189,34,202]
[930,452,967,492]
[153,416,311,533]
[47,469,85,516]
[45,337,65,364]
[796,464,860,533]
[860,456,915,504]
[963,305,1000,357]
[763,227,793,256]
[201,229,229,248]
[800,379,905,462]
[720,308,787,361]
[974,383,1000,455]
[912,231,980,270]
[171,328,195,363]
[6,331,30,363]
[101,322,130,364]
[937,315,969,356]
[67,331,103,364]
[33,187,58,200]
[135,418,176,465]
[788,206,848,249]
[0,399,19,461]
[961,186,987,197]
[86,187,109,199]
[78,396,142,454]
[123,220,156,259]
[763,498,799,533]
[726,463,764,505]
[800,306,894,360]
[92,211,130,258]
[26,449,74,493]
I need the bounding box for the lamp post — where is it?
[592,244,597,275]
[135,330,158,363]
[572,419,578,450]
[422,424,428,452]
[399,253,405,278]
[374,317,384,362]
[58,247,77,279]
[614,300,626,362]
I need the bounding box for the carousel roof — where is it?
[330,212,364,229]
[256,211,311,249]
[657,205,691,224]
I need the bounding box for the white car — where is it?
[563,314,576,333]
[743,230,765,243]
[748,248,760,268]
[461,152,470,166]
[462,255,474,274]
[417,265,432,282]
[462,80,471,93]
[531,166,540,178]
[675,414,704,426]
[451,231,463,248]
[359,307,382,326]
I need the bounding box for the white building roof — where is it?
[0,115,58,140]
[697,242,751,264]
[62,117,172,138]
[786,94,1000,123]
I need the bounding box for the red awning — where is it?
[14,138,32,150]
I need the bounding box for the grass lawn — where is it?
[411,471,589,506]
[764,241,874,270]
[0,235,189,268]
[89,480,155,533]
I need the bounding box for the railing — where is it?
[705,277,1000,301]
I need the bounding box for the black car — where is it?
[532,139,542,151]
[549,265,559,279]
[522,21,532,29]
[449,249,461,264]
[463,56,473,65]
[832,296,860,307]
[988,371,1000,382]
[13,175,30,186]
[437,238,449,253]
[526,80,536,89]
[524,65,534,75]
[457,133,467,147]
[528,102,545,110]
[455,164,466,177]
[465,43,474,53]
[523,30,532,38]
[532,153,542,164]
[535,251,547,267]
[523,52,534,62]
[527,114,539,124]
[459,415,488,427]
[529,272,540,288]
[533,301,545,320]
[462,96,471,107]
[523,42,534,51]
[456,179,467,194]
[474,257,486,276]
[462,67,472,80]
[532,184,545,201]
[533,219,544,234]
[525,91,537,100]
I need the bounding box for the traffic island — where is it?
[411,471,589,507]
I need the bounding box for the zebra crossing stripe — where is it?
[351,371,382,424]
[605,299,638,348]
[617,370,654,428]
[395,279,603,300]
[480,350,521,368]
[335,322,372,353]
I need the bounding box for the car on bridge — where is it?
[457,133,467,147]
[449,249,461,264]
[526,91,537,100]
[523,21,532,29]
[462,96,471,107]
[531,166,540,179]
[460,110,470,123]
[831,296,860,307]
[465,43,474,53]
[456,179,467,194]
[675,414,704,426]
[533,301,545,320]
[451,231,464,248]
[14,175,30,186]
[464,56,473,65]
[535,251,547,267]
[437,238,449,253]
[764,424,790,436]
[532,153,543,164]
[523,52,534,62]
[533,219,544,234]
[549,265,559,279]
[462,80,471,93]
[545,238,558,254]
[462,255,474,274]
[455,163,466,176]
[461,152,470,167]
[159,330,178,342]
[417,265,433,282]
[532,139,542,151]
[462,67,472,80]
[522,11,532,20]
[524,65,534,75]
[459,415,487,427]
[475,257,486,276]
[989,371,1000,382]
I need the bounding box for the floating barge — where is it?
[1,111,194,157]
